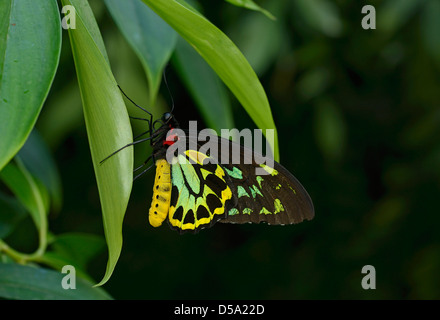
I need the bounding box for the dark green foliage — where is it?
[2,0,439,299]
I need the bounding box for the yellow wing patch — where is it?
[168,151,233,232]
[185,149,209,165]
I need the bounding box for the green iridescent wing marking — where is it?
[219,160,314,225]
[167,151,235,234]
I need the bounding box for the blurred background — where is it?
[5,0,440,299]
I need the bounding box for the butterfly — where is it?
[103,86,315,234]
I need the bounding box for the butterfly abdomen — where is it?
[149,159,172,227]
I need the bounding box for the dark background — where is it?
[14,0,440,299]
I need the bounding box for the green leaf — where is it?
[18,130,63,212]
[0,263,112,300]
[0,0,61,171]
[142,0,279,160]
[104,0,177,107]
[225,0,276,20]
[61,0,133,286]
[0,157,48,257]
[0,159,47,233]
[172,37,234,133]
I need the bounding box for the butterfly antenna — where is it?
[162,68,175,114]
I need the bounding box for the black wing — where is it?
[180,130,315,226]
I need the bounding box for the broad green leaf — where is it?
[225,0,275,20]
[104,0,177,107]
[61,0,133,286]
[18,130,63,212]
[172,37,234,133]
[69,0,110,63]
[142,0,279,161]
[0,263,112,300]
[0,0,61,171]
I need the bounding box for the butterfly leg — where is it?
[134,162,156,181]
[118,85,153,117]
[129,115,149,121]
[133,151,161,181]
[134,154,153,173]
[118,85,154,146]
[133,129,152,141]
[99,136,154,164]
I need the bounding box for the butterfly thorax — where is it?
[151,116,180,160]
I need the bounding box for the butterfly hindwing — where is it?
[167,150,236,234]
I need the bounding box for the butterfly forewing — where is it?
[221,161,314,225]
